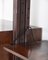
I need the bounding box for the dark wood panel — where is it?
[26,27,42,43]
[0,31,13,44]
[0,31,13,60]
[16,27,42,46]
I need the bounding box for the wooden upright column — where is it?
[13,0,30,44]
[12,0,30,60]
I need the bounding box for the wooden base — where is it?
[3,41,48,60]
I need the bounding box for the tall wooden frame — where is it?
[13,0,30,44]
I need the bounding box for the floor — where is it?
[29,41,48,60]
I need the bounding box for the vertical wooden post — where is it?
[13,0,30,45]
[26,0,30,29]
[12,0,30,60]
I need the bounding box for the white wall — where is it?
[30,0,48,40]
[0,0,3,30]
[30,0,39,26]
[0,0,13,21]
[3,0,13,21]
[0,0,3,19]
[0,0,13,31]
[38,0,48,40]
